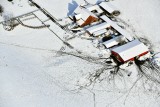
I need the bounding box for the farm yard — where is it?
[0,0,160,107]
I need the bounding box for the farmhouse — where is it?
[111,39,149,63]
[73,6,99,27]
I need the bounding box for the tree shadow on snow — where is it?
[67,0,78,16]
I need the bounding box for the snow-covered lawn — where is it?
[0,0,160,107]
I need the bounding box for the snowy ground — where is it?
[111,0,160,52]
[0,0,160,107]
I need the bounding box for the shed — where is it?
[86,22,110,34]
[111,39,149,63]
[103,35,125,48]
[93,29,107,37]
[99,2,120,16]
[100,15,133,41]
[73,6,99,27]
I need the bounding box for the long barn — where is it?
[111,39,149,63]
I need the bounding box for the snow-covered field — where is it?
[0,0,160,107]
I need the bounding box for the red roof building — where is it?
[73,6,99,27]
[111,39,149,63]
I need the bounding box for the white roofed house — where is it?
[111,39,149,64]
[99,2,120,16]
[73,6,99,27]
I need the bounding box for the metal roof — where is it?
[99,2,118,14]
[111,39,149,61]
[93,29,107,36]
[86,22,110,34]
[103,35,125,48]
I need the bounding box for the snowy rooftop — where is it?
[74,6,98,21]
[103,35,124,48]
[93,28,107,36]
[111,39,149,61]
[99,2,118,14]
[86,22,110,34]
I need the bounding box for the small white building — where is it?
[102,35,125,48]
[111,39,149,63]
[86,22,110,34]
[92,29,107,37]
[99,2,120,16]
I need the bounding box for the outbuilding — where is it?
[86,22,110,35]
[99,2,120,16]
[102,35,125,48]
[92,29,107,37]
[111,39,149,63]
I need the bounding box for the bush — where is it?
[3,13,16,31]
[0,5,3,14]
